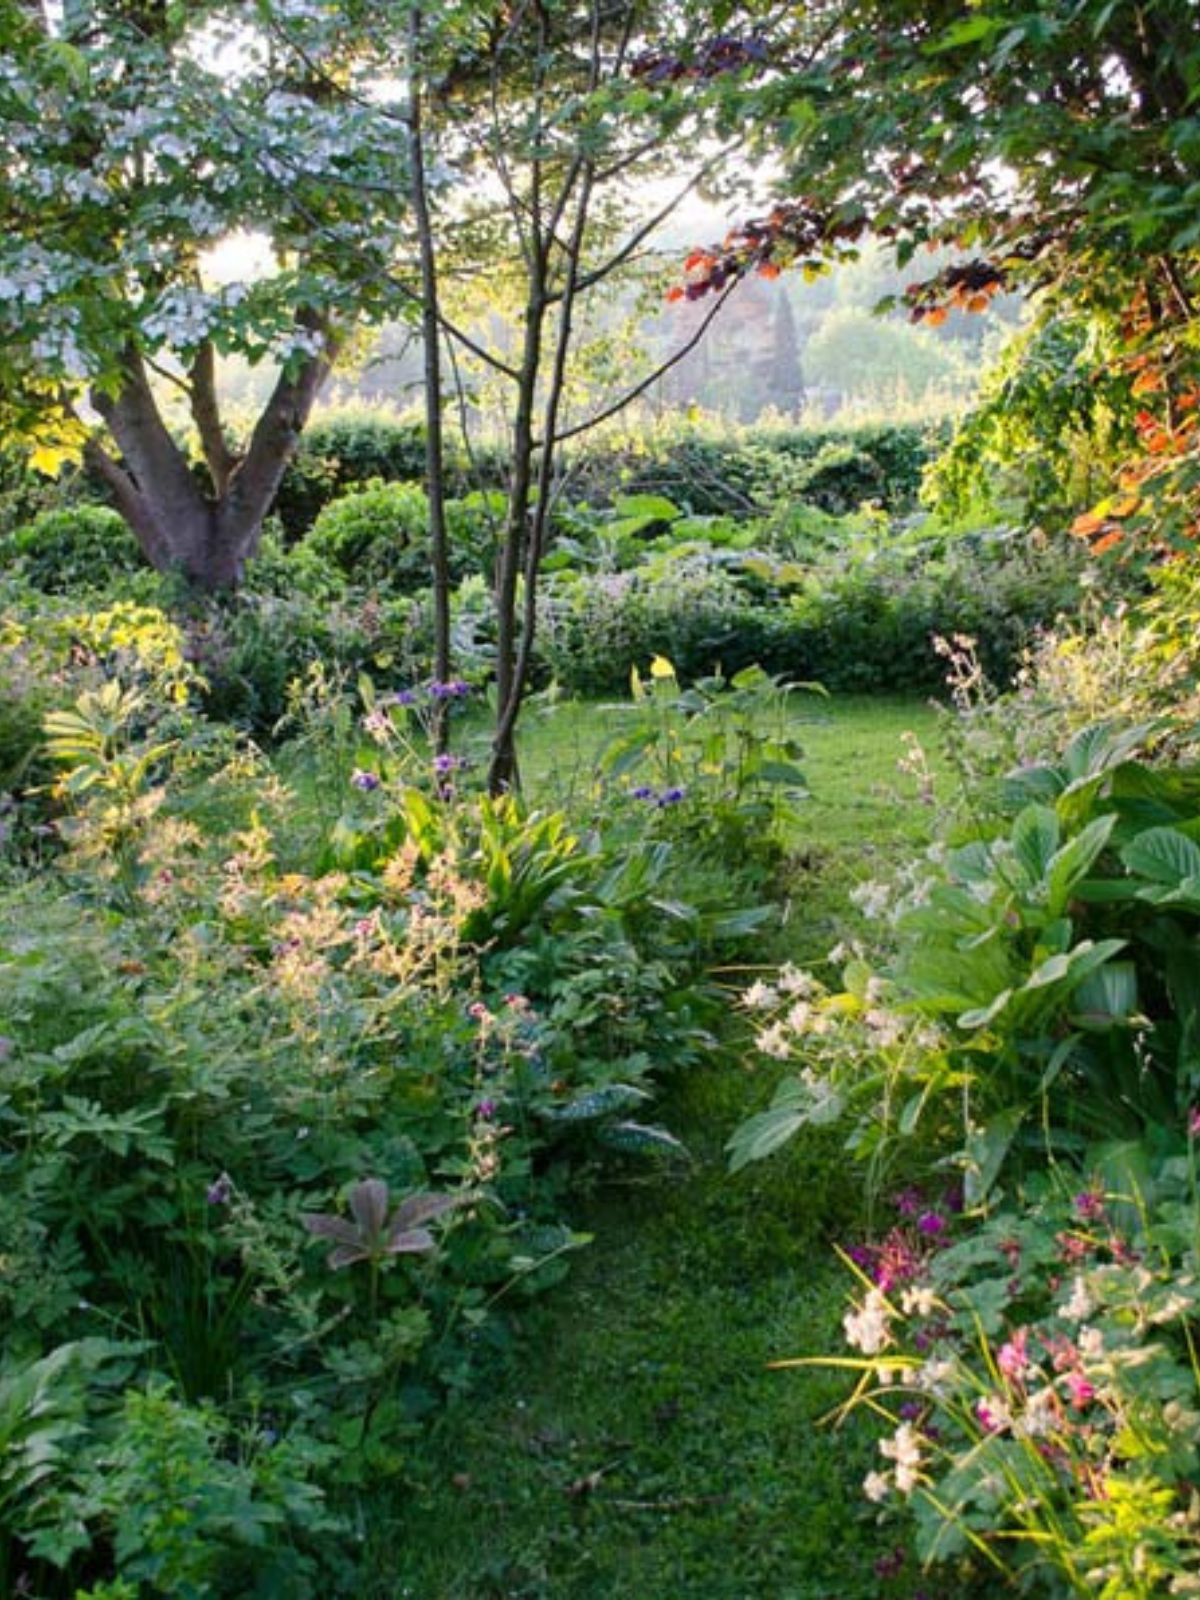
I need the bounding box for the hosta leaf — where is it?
[1045,813,1117,915]
[1069,962,1139,1030]
[597,1120,687,1158]
[1011,804,1060,884]
[542,1083,652,1123]
[1122,826,1200,887]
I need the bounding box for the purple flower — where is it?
[917,1210,946,1238]
[351,769,381,792]
[387,688,419,707]
[1189,1107,1200,1139]
[206,1172,233,1207]
[892,1186,924,1218]
[630,785,655,800]
[1074,1189,1106,1223]
[433,753,466,775]
[657,786,686,807]
[429,679,471,700]
[476,1099,497,1121]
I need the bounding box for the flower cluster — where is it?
[823,1174,1200,1594]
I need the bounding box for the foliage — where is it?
[811,1168,1200,1599]
[7,505,145,592]
[274,410,429,541]
[0,629,777,1590]
[296,481,496,594]
[539,528,1095,699]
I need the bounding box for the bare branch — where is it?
[546,279,741,446]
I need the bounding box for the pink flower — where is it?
[1189,1107,1200,1139]
[997,1327,1030,1381]
[1065,1371,1095,1407]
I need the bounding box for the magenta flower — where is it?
[351,768,381,792]
[1065,1371,1096,1407]
[1189,1107,1200,1139]
[917,1210,946,1237]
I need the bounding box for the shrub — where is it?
[9,505,145,592]
[295,483,497,596]
[273,409,429,540]
[537,533,1095,699]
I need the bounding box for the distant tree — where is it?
[765,291,804,418]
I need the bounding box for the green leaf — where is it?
[963,1105,1025,1205]
[1122,826,1200,887]
[542,1083,652,1124]
[1069,961,1138,1030]
[1011,804,1059,885]
[597,1121,688,1158]
[1045,813,1117,915]
[924,15,1001,52]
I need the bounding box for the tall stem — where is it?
[406,4,454,757]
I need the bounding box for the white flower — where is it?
[743,980,779,1011]
[900,1287,937,1318]
[850,879,890,919]
[915,1355,954,1396]
[863,1470,891,1503]
[1079,1326,1105,1361]
[755,1022,791,1060]
[785,1000,813,1033]
[1061,1275,1094,1322]
[844,1288,890,1355]
[777,964,817,997]
[880,1421,923,1494]
[1015,1387,1058,1440]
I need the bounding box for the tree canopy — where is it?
[0,0,410,583]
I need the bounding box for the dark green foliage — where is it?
[539,533,1094,698]
[8,506,145,592]
[273,411,429,541]
[568,422,941,518]
[294,483,497,596]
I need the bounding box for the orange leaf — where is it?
[757,262,781,280]
[1131,369,1166,396]
[665,286,685,303]
[966,294,991,313]
[1091,531,1123,555]
[684,250,713,274]
[1070,510,1108,538]
[923,306,949,327]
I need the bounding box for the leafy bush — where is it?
[273,409,429,540]
[730,719,1200,1198]
[537,533,1094,698]
[295,482,496,595]
[8,505,145,592]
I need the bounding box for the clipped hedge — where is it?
[7,505,146,592]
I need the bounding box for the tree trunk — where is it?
[90,332,333,591]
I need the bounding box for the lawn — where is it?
[366,692,949,1599]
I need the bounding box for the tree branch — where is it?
[545,279,740,446]
[189,339,238,496]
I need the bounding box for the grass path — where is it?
[371,696,947,1599]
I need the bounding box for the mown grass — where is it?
[367,693,949,1599]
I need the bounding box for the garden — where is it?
[2,2,1199,1597]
